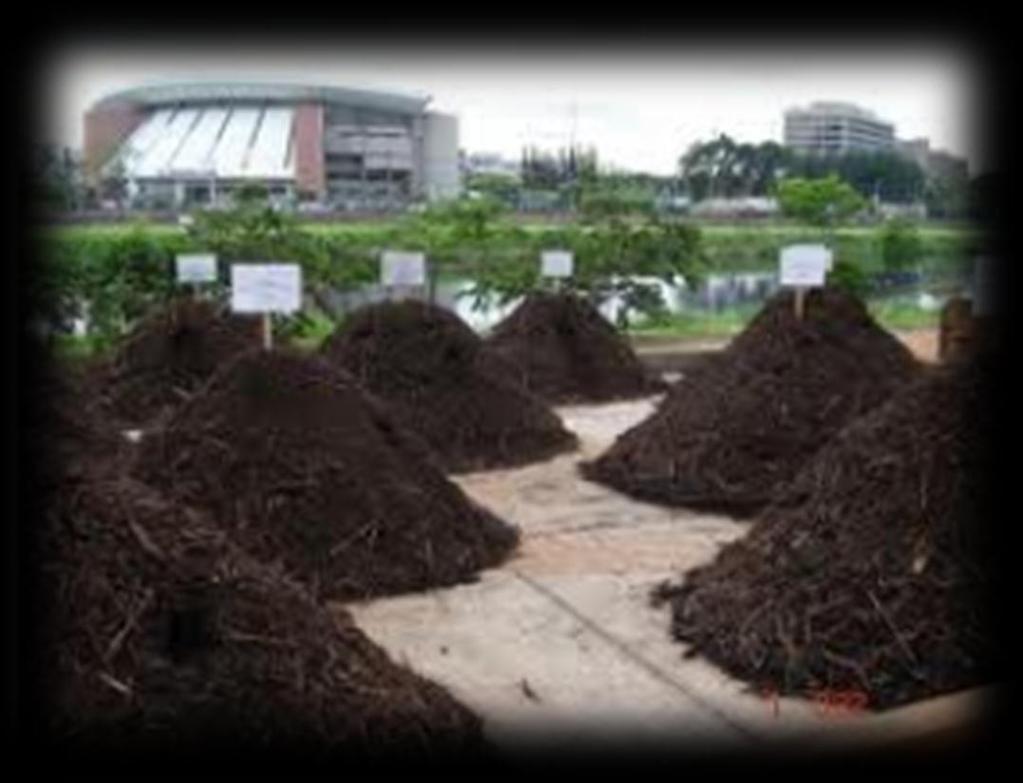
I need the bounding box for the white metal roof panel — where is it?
[135,108,199,177]
[244,107,294,179]
[116,108,173,174]
[169,107,229,174]
[214,107,261,178]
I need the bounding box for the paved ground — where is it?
[895,327,939,363]
[343,390,984,756]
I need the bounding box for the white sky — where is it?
[40,41,984,175]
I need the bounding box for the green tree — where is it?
[578,185,654,219]
[188,186,371,339]
[568,204,707,329]
[32,144,82,211]
[521,144,598,189]
[100,156,129,208]
[785,150,926,203]
[465,172,521,207]
[924,171,970,220]
[776,175,867,226]
[828,259,870,298]
[880,218,924,273]
[679,135,795,200]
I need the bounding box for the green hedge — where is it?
[695,224,974,275]
[35,220,976,344]
[44,221,976,275]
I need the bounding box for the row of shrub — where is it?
[41,219,977,274]
[32,205,977,348]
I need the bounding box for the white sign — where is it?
[176,253,218,283]
[541,250,574,278]
[230,264,302,313]
[973,256,995,316]
[780,244,831,287]
[381,251,427,286]
[178,214,195,228]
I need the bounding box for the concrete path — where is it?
[343,393,985,755]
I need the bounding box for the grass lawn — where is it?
[867,297,942,331]
[627,296,940,341]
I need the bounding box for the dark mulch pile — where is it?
[30,376,490,759]
[320,300,578,473]
[580,288,920,516]
[133,348,520,602]
[484,291,666,403]
[650,357,1000,710]
[939,296,980,363]
[94,297,262,427]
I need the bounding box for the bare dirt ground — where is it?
[343,383,985,756]
[895,328,939,363]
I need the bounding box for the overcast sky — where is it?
[40,41,984,175]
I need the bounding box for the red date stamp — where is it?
[810,688,869,717]
[758,686,780,717]
[758,686,869,717]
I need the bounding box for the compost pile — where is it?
[484,291,665,403]
[939,296,983,364]
[96,297,262,427]
[30,359,129,480]
[320,300,577,472]
[134,348,520,602]
[650,356,999,709]
[31,379,489,758]
[581,288,919,516]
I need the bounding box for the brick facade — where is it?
[83,103,145,181]
[293,103,325,199]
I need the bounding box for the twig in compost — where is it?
[328,524,375,558]
[820,648,872,694]
[865,589,923,676]
[125,514,166,562]
[97,670,133,697]
[104,588,154,663]
[223,631,299,648]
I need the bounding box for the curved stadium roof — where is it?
[96,81,431,114]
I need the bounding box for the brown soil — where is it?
[651,357,999,710]
[895,329,939,364]
[485,292,667,403]
[133,348,520,602]
[580,288,920,517]
[94,297,263,427]
[939,297,979,363]
[320,300,578,473]
[30,377,490,759]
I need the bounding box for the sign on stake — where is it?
[381,250,427,302]
[541,250,574,278]
[230,263,302,350]
[780,244,831,320]
[175,254,218,293]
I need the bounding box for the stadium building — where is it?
[83,82,461,210]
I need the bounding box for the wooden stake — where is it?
[262,312,273,350]
[794,287,806,320]
[427,265,437,304]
